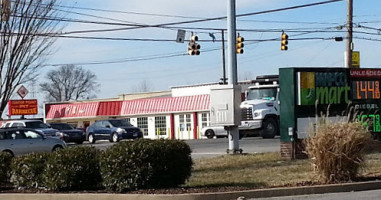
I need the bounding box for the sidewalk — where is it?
[1,180,381,200]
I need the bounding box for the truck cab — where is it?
[239,76,280,138]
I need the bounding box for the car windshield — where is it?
[247,88,277,101]
[109,120,132,127]
[50,123,73,130]
[25,121,49,129]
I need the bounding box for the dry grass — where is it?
[185,142,381,190]
[306,121,373,183]
[185,152,313,188]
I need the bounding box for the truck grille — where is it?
[241,107,253,120]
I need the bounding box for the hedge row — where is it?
[100,139,193,192]
[1,139,193,192]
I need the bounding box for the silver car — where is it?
[201,126,228,139]
[0,128,66,156]
[201,126,245,139]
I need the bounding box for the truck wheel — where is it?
[205,129,215,139]
[261,118,277,139]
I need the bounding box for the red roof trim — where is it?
[45,95,210,119]
[121,94,210,115]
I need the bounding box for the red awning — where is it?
[97,101,122,116]
[121,94,210,115]
[45,102,99,119]
[45,95,210,119]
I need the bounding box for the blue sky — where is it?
[37,0,381,99]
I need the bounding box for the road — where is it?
[252,189,381,200]
[186,136,280,159]
[71,136,281,159]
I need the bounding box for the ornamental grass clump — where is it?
[306,121,372,183]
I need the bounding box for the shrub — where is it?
[306,121,372,183]
[43,146,102,191]
[100,139,193,192]
[10,152,49,188]
[145,139,193,188]
[0,152,13,185]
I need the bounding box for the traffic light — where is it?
[236,35,244,54]
[281,32,288,51]
[188,35,200,55]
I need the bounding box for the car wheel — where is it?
[261,118,277,139]
[205,129,215,139]
[111,132,119,142]
[52,145,63,152]
[88,134,96,144]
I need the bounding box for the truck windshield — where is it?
[247,88,277,100]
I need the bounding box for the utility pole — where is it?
[345,0,353,68]
[227,0,240,153]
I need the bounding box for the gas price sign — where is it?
[350,69,381,133]
[352,80,380,100]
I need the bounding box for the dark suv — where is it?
[49,123,85,144]
[86,119,143,143]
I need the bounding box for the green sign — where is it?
[280,68,381,142]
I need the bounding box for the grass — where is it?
[184,142,381,190]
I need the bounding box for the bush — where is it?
[43,146,102,191]
[100,139,193,192]
[145,139,193,188]
[0,152,13,185]
[10,152,49,188]
[306,121,372,183]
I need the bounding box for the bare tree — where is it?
[0,0,65,118]
[40,65,100,102]
[132,80,154,93]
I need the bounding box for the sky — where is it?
[28,0,381,100]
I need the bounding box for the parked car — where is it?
[201,126,244,139]
[86,119,143,143]
[201,126,228,139]
[49,123,85,144]
[2,120,62,139]
[0,128,66,156]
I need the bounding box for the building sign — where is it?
[352,51,360,68]
[17,85,29,99]
[8,99,38,116]
[280,68,381,143]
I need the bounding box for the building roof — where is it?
[45,94,210,119]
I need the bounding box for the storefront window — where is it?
[137,117,148,136]
[201,113,209,128]
[155,116,167,136]
[180,115,185,131]
[186,114,191,131]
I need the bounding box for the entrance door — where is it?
[179,114,192,139]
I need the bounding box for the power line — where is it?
[45,0,344,32]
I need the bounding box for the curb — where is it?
[1,180,381,200]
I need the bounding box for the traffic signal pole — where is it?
[227,0,240,152]
[345,0,353,68]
